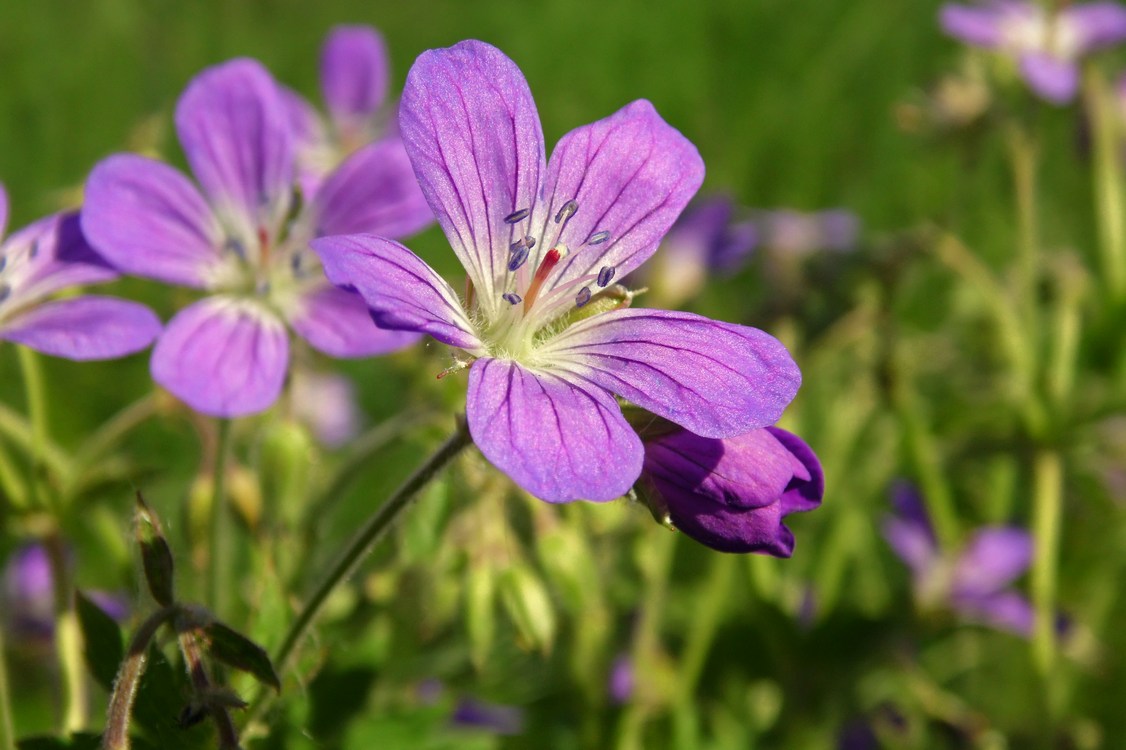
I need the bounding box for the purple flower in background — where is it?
[450,698,525,735]
[312,40,801,502]
[290,369,361,447]
[3,544,128,644]
[633,196,758,308]
[0,184,159,360]
[639,425,823,556]
[757,208,859,255]
[608,654,634,704]
[940,1,1126,104]
[883,481,1037,636]
[83,57,432,417]
[285,25,398,195]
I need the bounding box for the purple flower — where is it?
[883,481,1037,636]
[639,425,823,556]
[940,2,1126,104]
[3,543,129,644]
[82,57,432,417]
[290,369,361,447]
[757,208,859,255]
[312,40,801,503]
[608,654,634,704]
[633,196,758,308]
[284,26,397,196]
[450,698,524,735]
[0,184,159,360]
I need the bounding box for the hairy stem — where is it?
[103,606,178,750]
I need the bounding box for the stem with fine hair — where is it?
[103,606,178,750]
[272,420,472,676]
[209,419,233,617]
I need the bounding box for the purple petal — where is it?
[310,233,483,352]
[466,357,643,503]
[1063,2,1126,51]
[288,283,421,358]
[643,428,798,511]
[939,4,1006,47]
[399,40,546,312]
[765,427,824,512]
[321,25,389,130]
[312,137,433,240]
[882,481,937,574]
[951,526,1033,597]
[281,85,333,198]
[608,655,634,704]
[1019,52,1079,104]
[82,154,226,288]
[0,182,8,239]
[0,296,160,360]
[290,370,361,447]
[175,59,294,244]
[538,99,705,291]
[664,487,797,556]
[538,309,800,439]
[1,213,118,310]
[151,296,289,417]
[450,698,525,735]
[952,590,1035,637]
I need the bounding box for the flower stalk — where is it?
[103,606,178,750]
[1085,65,1126,302]
[1030,449,1063,679]
[209,419,233,616]
[0,625,15,750]
[271,420,473,677]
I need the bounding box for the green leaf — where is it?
[498,564,556,655]
[466,566,496,670]
[204,621,281,692]
[134,492,175,606]
[75,590,124,692]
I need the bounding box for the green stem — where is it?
[17,346,50,509]
[1085,65,1126,302]
[103,606,178,750]
[45,533,87,733]
[1030,450,1063,681]
[272,421,471,676]
[0,437,27,511]
[0,402,68,480]
[676,554,735,701]
[0,623,16,750]
[209,419,233,617]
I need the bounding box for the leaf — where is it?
[204,621,281,692]
[465,566,496,670]
[17,733,102,750]
[75,590,125,692]
[134,492,175,606]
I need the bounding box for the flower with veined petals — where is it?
[940,1,1126,104]
[312,40,802,503]
[638,424,823,556]
[883,481,1039,636]
[284,25,398,196]
[82,57,432,417]
[0,183,159,360]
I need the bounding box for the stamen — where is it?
[504,208,530,224]
[597,265,616,287]
[225,237,247,259]
[522,246,568,314]
[554,200,578,224]
[0,255,6,273]
[509,237,528,253]
[502,292,522,305]
[290,252,305,277]
[508,245,530,271]
[258,226,271,264]
[28,240,39,259]
[525,236,536,249]
[575,287,592,307]
[586,230,610,246]
[0,283,9,303]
